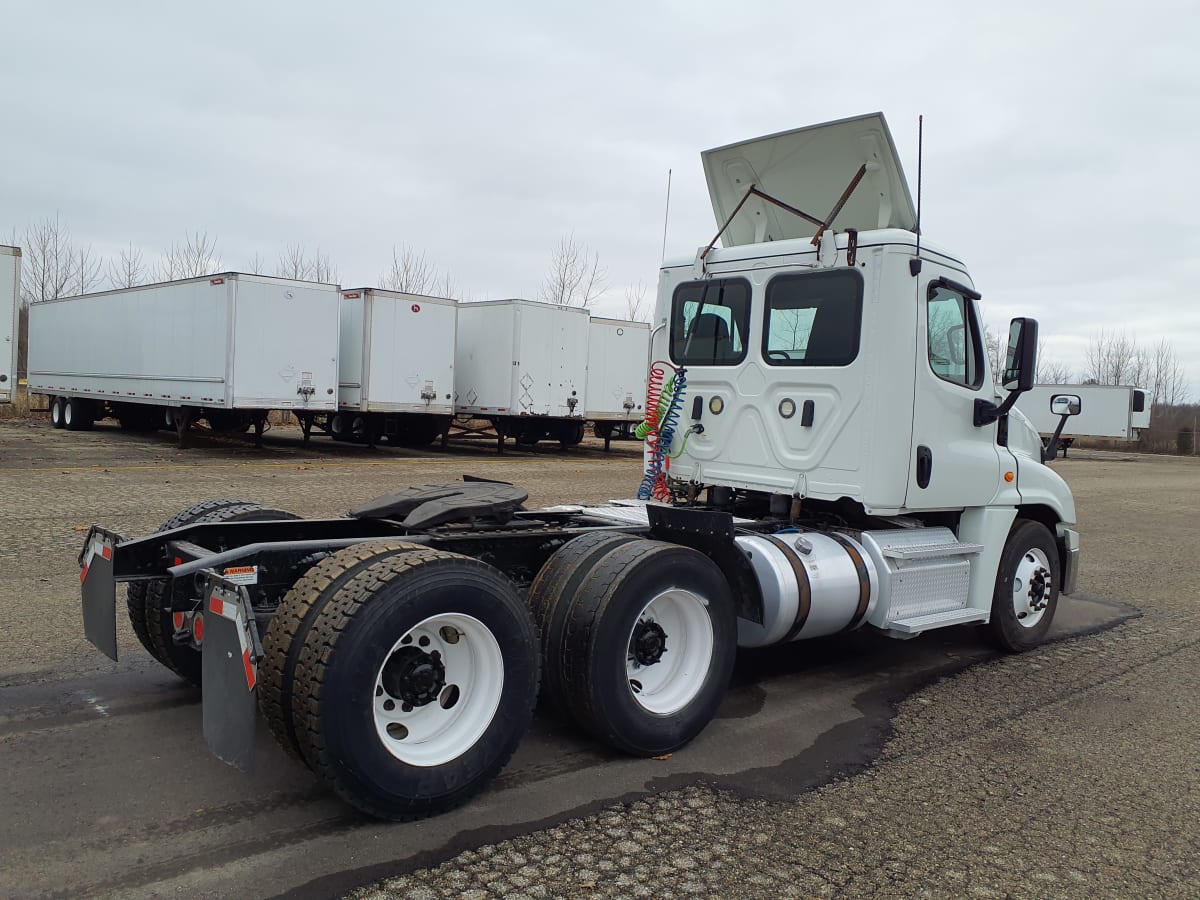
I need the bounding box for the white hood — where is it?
[702,112,917,247]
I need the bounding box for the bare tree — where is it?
[21,215,79,304]
[539,233,606,308]
[381,244,434,294]
[1038,358,1074,384]
[624,282,649,322]
[276,244,338,283]
[245,252,267,275]
[983,321,1005,385]
[1145,337,1190,406]
[1084,329,1141,386]
[107,242,146,289]
[72,245,104,296]
[157,231,220,280]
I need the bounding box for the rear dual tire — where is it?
[126,500,299,686]
[261,546,539,821]
[529,537,737,757]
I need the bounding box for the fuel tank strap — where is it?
[764,534,812,641]
[828,532,871,632]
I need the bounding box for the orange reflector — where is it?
[1004,471,1015,483]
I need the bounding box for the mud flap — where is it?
[79,527,123,661]
[201,575,262,773]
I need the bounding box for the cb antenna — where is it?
[660,168,673,263]
[910,114,924,276]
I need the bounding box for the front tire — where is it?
[542,539,737,757]
[289,549,539,820]
[986,519,1060,652]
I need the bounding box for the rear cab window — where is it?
[669,278,751,366]
[762,270,863,366]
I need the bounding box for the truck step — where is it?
[886,608,989,634]
[881,541,983,561]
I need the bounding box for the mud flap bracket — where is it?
[201,574,262,773]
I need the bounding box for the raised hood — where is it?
[702,112,917,247]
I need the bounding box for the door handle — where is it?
[916,445,933,489]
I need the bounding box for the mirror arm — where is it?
[1042,413,1071,463]
[973,389,1023,428]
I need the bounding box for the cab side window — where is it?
[927,283,984,389]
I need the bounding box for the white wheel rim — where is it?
[1012,547,1053,628]
[626,589,714,715]
[372,612,504,767]
[64,402,73,426]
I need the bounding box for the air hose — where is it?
[636,361,687,501]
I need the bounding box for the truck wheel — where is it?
[49,397,66,429]
[527,531,640,715]
[130,501,299,686]
[289,549,539,820]
[64,397,92,431]
[259,540,424,766]
[986,519,1060,652]
[548,539,737,757]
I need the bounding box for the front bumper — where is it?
[1057,525,1080,595]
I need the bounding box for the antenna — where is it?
[660,168,672,263]
[910,114,924,276]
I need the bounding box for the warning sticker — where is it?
[223,565,259,586]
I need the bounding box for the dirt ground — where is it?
[1,418,1198,897]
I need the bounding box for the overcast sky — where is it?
[3,1,1198,397]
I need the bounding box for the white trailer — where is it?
[0,245,18,404]
[1014,384,1149,455]
[301,288,457,447]
[27,273,340,443]
[454,299,589,447]
[585,316,650,449]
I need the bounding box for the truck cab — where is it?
[644,113,1079,638]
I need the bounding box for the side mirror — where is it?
[1051,394,1081,416]
[1003,317,1038,392]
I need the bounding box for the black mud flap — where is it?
[79,526,124,661]
[201,574,262,773]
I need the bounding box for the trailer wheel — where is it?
[131,501,299,686]
[290,549,539,820]
[526,531,640,715]
[49,397,66,429]
[549,539,737,757]
[259,540,424,766]
[63,397,92,431]
[986,519,1060,652]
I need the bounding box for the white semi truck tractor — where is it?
[77,112,1080,821]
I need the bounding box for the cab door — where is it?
[906,271,1006,509]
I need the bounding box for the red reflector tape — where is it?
[242,648,256,690]
[209,596,225,617]
[79,565,88,584]
[101,545,112,560]
[210,277,225,285]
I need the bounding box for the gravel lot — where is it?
[2,419,1198,898]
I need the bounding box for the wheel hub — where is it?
[630,620,668,666]
[381,646,446,707]
[1028,567,1051,611]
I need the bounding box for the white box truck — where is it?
[1014,383,1149,456]
[455,299,590,447]
[0,245,19,404]
[301,288,457,447]
[27,273,340,443]
[78,112,1080,824]
[585,316,650,449]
